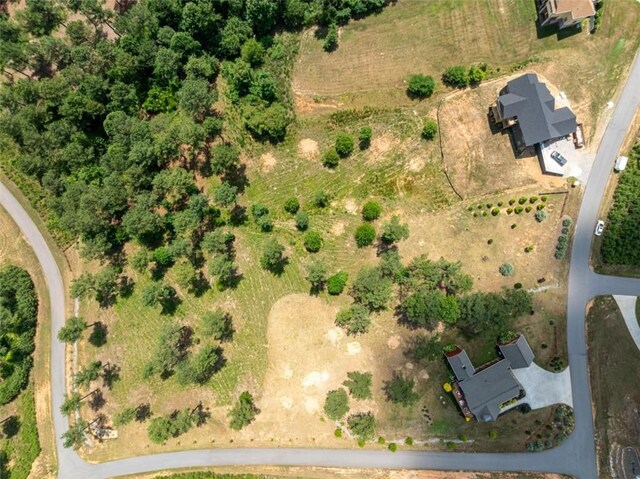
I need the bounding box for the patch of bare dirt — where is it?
[344,198,358,215]
[367,134,400,164]
[408,156,426,172]
[387,335,401,350]
[298,138,320,159]
[330,221,346,236]
[260,152,277,173]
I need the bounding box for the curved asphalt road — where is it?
[1,51,640,479]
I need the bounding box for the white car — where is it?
[594,220,605,236]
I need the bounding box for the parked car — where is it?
[551,150,568,166]
[614,156,628,172]
[594,220,605,236]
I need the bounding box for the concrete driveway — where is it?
[613,295,640,351]
[511,363,573,410]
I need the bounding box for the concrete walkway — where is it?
[613,295,640,351]
[510,363,573,410]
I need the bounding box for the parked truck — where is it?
[614,156,628,172]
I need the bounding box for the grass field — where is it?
[588,296,640,479]
[293,0,640,142]
[0,204,54,478]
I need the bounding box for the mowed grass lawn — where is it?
[293,0,640,125]
[588,296,640,477]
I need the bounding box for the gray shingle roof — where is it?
[499,334,535,369]
[498,73,577,147]
[458,360,521,422]
[446,349,475,381]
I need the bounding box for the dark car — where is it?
[551,150,568,166]
[551,151,567,166]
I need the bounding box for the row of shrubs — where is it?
[322,121,437,170]
[406,64,489,99]
[555,218,573,259]
[469,196,549,217]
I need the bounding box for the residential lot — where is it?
[587,296,640,479]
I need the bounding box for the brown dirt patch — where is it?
[330,221,346,237]
[298,138,320,159]
[257,294,379,433]
[343,198,358,215]
[260,152,277,173]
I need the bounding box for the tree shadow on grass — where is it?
[89,322,108,347]
[1,416,20,438]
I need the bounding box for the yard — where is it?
[587,296,640,479]
[293,0,640,144]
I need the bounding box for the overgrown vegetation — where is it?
[0,266,37,405]
[602,143,640,265]
[0,384,41,479]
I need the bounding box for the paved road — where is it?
[2,52,640,479]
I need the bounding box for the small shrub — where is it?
[491,208,500,216]
[335,133,355,157]
[525,205,532,213]
[482,211,488,217]
[518,197,527,205]
[509,199,516,205]
[486,203,493,208]
[404,437,414,445]
[407,74,436,98]
[303,231,323,252]
[422,119,438,140]
[327,271,348,295]
[473,212,478,217]
[446,441,456,450]
[295,211,309,231]
[536,204,545,210]
[477,204,483,209]
[535,210,547,222]
[541,195,548,202]
[362,201,382,221]
[359,126,373,148]
[283,197,300,214]
[256,215,273,232]
[511,223,517,229]
[334,427,343,438]
[562,218,572,227]
[388,442,397,452]
[314,190,330,208]
[524,246,533,253]
[497,201,504,207]
[357,438,366,448]
[529,196,538,203]
[442,65,469,88]
[515,206,523,214]
[467,206,473,212]
[487,239,493,245]
[488,430,498,439]
[561,227,569,234]
[499,263,514,276]
[355,223,376,247]
[507,208,513,214]
[514,282,523,289]
[323,148,340,168]
[378,436,386,445]
[459,434,468,442]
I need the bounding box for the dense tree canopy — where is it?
[0,266,37,405]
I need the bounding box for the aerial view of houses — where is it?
[0,1,639,479]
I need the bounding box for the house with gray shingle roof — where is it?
[494,73,577,152]
[445,334,534,422]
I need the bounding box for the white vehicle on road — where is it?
[594,220,605,236]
